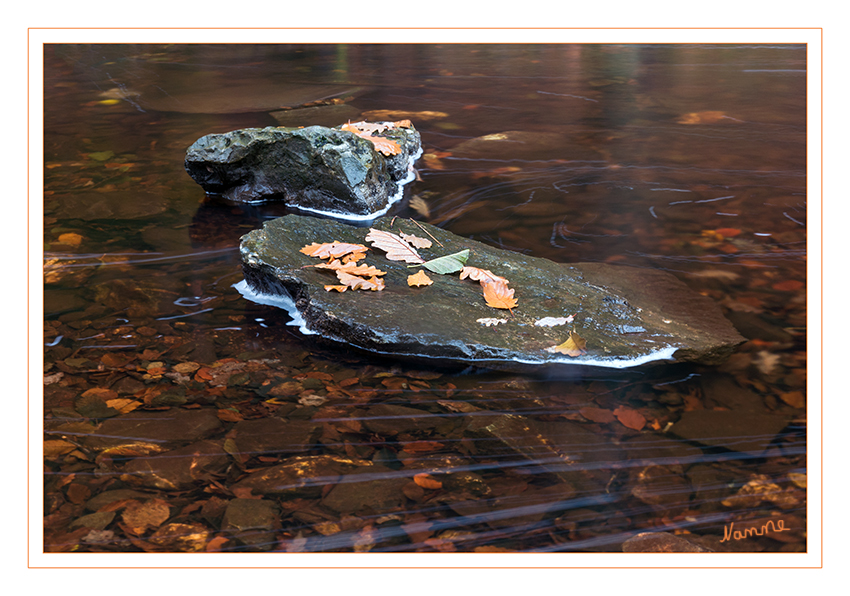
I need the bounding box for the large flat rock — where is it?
[237,214,744,369]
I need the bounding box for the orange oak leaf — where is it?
[335,271,385,291]
[340,121,401,156]
[482,280,517,311]
[613,406,646,431]
[314,259,386,277]
[300,242,368,260]
[399,232,432,249]
[460,266,508,286]
[549,329,587,357]
[324,285,349,292]
[368,135,402,156]
[365,228,425,264]
[407,270,433,287]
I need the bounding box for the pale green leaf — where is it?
[416,249,470,274]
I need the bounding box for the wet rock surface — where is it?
[184,124,421,215]
[239,214,745,369]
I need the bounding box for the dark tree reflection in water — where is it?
[42,44,807,553]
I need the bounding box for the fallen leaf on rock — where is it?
[314,259,386,277]
[482,280,517,311]
[399,232,432,249]
[420,249,470,274]
[300,241,368,260]
[368,135,402,156]
[477,317,507,326]
[407,270,434,287]
[335,271,385,291]
[413,473,443,490]
[613,406,646,431]
[365,228,425,264]
[324,284,348,292]
[534,316,574,327]
[340,121,402,156]
[459,266,508,285]
[548,329,587,356]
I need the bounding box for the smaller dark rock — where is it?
[184,123,421,218]
[82,408,222,453]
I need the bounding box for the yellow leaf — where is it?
[549,329,587,357]
[407,270,434,287]
[324,285,348,292]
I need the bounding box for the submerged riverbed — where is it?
[42,43,807,553]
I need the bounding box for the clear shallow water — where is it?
[42,44,807,553]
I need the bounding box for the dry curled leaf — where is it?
[335,271,385,291]
[340,121,402,156]
[314,259,386,277]
[399,232,432,249]
[365,228,425,263]
[460,266,508,286]
[482,280,517,311]
[368,135,402,156]
[407,270,434,287]
[548,329,587,357]
[477,317,507,326]
[300,241,368,260]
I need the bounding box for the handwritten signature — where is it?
[721,519,788,542]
